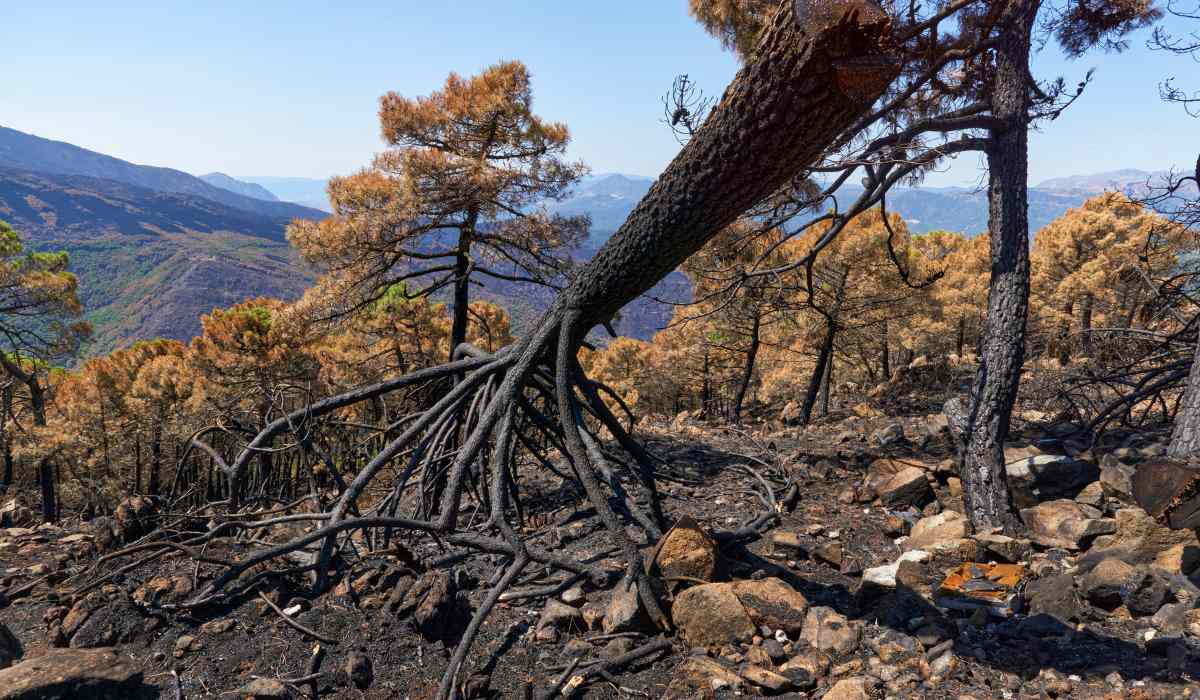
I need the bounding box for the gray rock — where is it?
[1020,500,1116,550]
[538,599,584,632]
[1099,454,1136,502]
[1082,558,1140,609]
[871,423,906,447]
[1025,574,1081,622]
[603,582,652,634]
[800,606,861,656]
[0,648,146,699]
[1006,454,1099,507]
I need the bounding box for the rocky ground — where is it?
[3,376,1200,698]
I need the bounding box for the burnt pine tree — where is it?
[288,61,589,360]
[0,219,90,521]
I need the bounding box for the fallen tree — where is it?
[89,2,900,697]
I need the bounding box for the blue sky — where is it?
[2,1,1197,188]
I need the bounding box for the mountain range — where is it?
[0,123,1181,354]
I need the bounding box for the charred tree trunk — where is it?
[881,318,891,380]
[28,378,56,522]
[1080,293,1094,358]
[819,350,834,416]
[956,316,966,358]
[959,2,1034,534]
[802,320,837,425]
[732,313,762,423]
[1169,330,1200,457]
[450,235,473,362]
[1,383,11,491]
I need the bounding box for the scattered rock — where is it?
[1025,574,1081,622]
[1074,481,1105,508]
[602,582,652,634]
[870,423,905,447]
[112,496,157,543]
[814,541,844,569]
[1006,454,1098,507]
[770,530,806,557]
[671,583,755,647]
[902,510,968,552]
[1099,455,1136,502]
[173,634,202,658]
[345,651,373,690]
[800,606,861,656]
[867,458,932,506]
[394,570,460,640]
[236,677,292,699]
[1020,500,1116,550]
[131,575,193,607]
[823,676,873,700]
[663,657,742,699]
[538,599,584,632]
[1088,507,1200,576]
[974,533,1031,564]
[0,499,33,528]
[730,578,809,635]
[199,618,235,635]
[862,550,932,589]
[0,647,145,699]
[651,515,719,584]
[740,664,792,693]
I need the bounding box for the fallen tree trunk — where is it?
[138,2,900,698]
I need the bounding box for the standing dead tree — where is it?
[93,2,900,698]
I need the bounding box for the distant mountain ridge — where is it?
[0,165,310,351]
[237,176,331,212]
[199,172,279,202]
[0,126,324,221]
[1,123,1186,351]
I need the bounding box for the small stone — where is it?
[740,664,792,693]
[199,618,235,635]
[603,583,651,634]
[173,634,201,658]
[903,511,969,552]
[237,677,292,699]
[1020,500,1116,550]
[824,676,873,700]
[602,637,635,659]
[814,542,844,569]
[345,651,373,690]
[538,599,584,632]
[560,586,586,607]
[1074,481,1105,508]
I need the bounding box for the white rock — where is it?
[862,550,932,588]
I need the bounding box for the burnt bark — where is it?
[1169,330,1200,457]
[802,320,837,425]
[732,313,762,422]
[959,2,1035,534]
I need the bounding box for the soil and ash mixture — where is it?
[3,371,1200,699]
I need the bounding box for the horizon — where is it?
[4,1,1198,190]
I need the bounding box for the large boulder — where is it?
[1006,454,1099,507]
[1081,558,1140,609]
[671,577,809,647]
[1020,500,1116,550]
[0,648,146,699]
[730,578,809,635]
